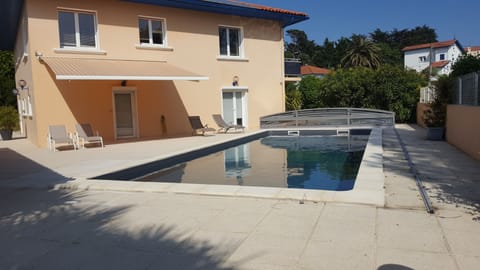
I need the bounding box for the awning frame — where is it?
[40,57,209,81]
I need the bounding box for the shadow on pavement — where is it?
[395,125,480,219]
[0,188,239,269]
[378,264,414,270]
[0,148,72,187]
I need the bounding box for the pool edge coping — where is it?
[53,128,385,207]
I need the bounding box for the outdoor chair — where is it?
[212,114,245,133]
[188,116,216,136]
[47,125,77,151]
[75,123,104,149]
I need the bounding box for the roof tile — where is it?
[402,39,458,52]
[301,65,330,75]
[431,60,450,68]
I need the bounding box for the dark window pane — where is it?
[219,27,228,55]
[151,20,163,45]
[139,19,149,44]
[78,13,96,47]
[229,28,240,56]
[58,12,76,47]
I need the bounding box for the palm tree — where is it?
[341,36,382,69]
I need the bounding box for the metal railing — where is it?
[284,58,302,77]
[260,108,395,128]
[453,72,479,106]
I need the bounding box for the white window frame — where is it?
[137,16,167,48]
[57,9,99,50]
[221,86,248,128]
[218,25,244,59]
[17,96,33,117]
[439,53,446,61]
[419,56,427,62]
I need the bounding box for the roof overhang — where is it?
[122,0,309,27]
[40,57,209,81]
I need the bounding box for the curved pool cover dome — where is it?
[0,0,308,50]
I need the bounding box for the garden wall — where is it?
[446,105,480,161]
[416,103,430,128]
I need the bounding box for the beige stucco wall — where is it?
[21,0,285,147]
[416,102,430,128]
[446,105,480,161]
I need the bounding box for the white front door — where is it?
[222,91,246,126]
[113,90,137,139]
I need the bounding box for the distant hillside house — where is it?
[403,39,464,76]
[301,65,330,79]
[466,46,480,57]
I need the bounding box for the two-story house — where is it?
[403,39,464,76]
[1,0,308,147]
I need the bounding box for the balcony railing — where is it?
[284,58,301,77]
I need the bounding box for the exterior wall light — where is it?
[232,76,239,86]
[19,79,28,90]
[12,79,29,95]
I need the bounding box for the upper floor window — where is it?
[139,18,165,46]
[439,53,445,60]
[419,56,427,62]
[219,26,242,57]
[58,10,97,48]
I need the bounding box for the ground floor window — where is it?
[222,89,247,126]
[113,88,138,139]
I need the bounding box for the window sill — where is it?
[222,86,248,91]
[135,44,174,51]
[54,48,107,55]
[217,56,249,62]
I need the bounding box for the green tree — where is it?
[341,36,382,69]
[450,54,480,77]
[298,76,322,109]
[316,67,374,108]
[0,51,16,107]
[285,30,317,64]
[305,66,426,122]
[312,38,337,68]
[370,65,426,122]
[285,83,302,111]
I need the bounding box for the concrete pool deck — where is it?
[1,124,479,269]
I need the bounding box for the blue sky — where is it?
[246,0,480,47]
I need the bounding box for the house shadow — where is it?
[0,147,245,269]
[0,188,241,269]
[0,148,72,187]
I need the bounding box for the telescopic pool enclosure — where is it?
[260,108,395,128]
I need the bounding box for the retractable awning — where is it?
[40,57,209,81]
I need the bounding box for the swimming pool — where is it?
[95,130,371,191]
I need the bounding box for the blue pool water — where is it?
[128,134,369,191]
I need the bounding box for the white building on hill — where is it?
[403,39,464,76]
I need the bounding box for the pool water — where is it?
[136,135,368,191]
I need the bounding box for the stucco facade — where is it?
[13,0,307,147]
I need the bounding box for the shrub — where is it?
[296,66,426,122]
[0,106,19,130]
